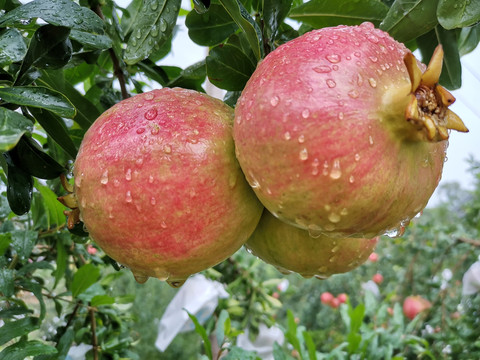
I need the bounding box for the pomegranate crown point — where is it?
[403,45,468,141]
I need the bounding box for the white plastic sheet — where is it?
[236,324,285,360]
[155,274,229,351]
[462,261,480,295]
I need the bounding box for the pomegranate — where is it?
[234,22,468,238]
[337,293,348,304]
[372,273,384,284]
[246,210,378,278]
[403,295,432,320]
[63,88,263,286]
[320,292,334,305]
[330,297,341,308]
[368,252,379,262]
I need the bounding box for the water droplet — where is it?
[313,65,331,73]
[299,148,308,161]
[338,112,344,120]
[329,255,338,263]
[349,175,355,183]
[298,135,305,143]
[144,92,154,101]
[348,90,359,98]
[354,51,361,57]
[332,65,339,71]
[125,190,132,203]
[148,175,154,183]
[324,204,331,211]
[144,108,157,120]
[326,54,341,63]
[340,208,348,216]
[159,19,168,32]
[357,73,364,86]
[150,197,156,205]
[100,170,109,185]
[167,280,185,288]
[308,224,324,238]
[164,145,172,154]
[161,221,167,229]
[284,131,291,140]
[322,161,329,176]
[136,128,145,134]
[354,153,361,161]
[270,95,279,107]
[369,56,378,63]
[236,115,242,124]
[331,245,340,253]
[330,159,341,179]
[326,79,336,88]
[302,109,310,118]
[328,212,341,223]
[369,135,374,145]
[134,274,149,284]
[368,78,377,88]
[125,168,132,181]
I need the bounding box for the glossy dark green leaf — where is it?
[193,0,211,14]
[91,294,116,307]
[223,90,242,107]
[0,317,39,346]
[206,43,256,91]
[218,0,264,60]
[34,179,66,229]
[124,0,181,64]
[10,229,37,259]
[0,86,76,118]
[168,60,206,91]
[263,0,291,46]
[70,29,112,50]
[0,268,15,297]
[0,107,33,151]
[289,0,388,28]
[71,263,101,297]
[186,4,238,46]
[379,0,439,43]
[0,28,27,66]
[458,23,480,56]
[438,0,480,29]
[0,340,57,360]
[5,157,33,216]
[417,27,462,90]
[0,0,104,34]
[53,235,67,289]
[275,22,299,47]
[9,136,65,180]
[121,0,143,37]
[0,306,33,319]
[0,233,12,256]
[28,107,78,159]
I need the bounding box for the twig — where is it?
[457,237,480,247]
[89,306,99,360]
[91,4,130,100]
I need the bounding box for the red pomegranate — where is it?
[246,210,378,278]
[320,292,334,305]
[68,88,263,286]
[372,273,384,284]
[337,293,348,303]
[234,22,468,238]
[403,295,432,320]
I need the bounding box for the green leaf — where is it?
[438,0,480,29]
[9,136,66,180]
[218,0,264,60]
[186,310,213,360]
[0,340,57,360]
[16,260,53,276]
[70,29,112,50]
[71,263,101,297]
[379,0,439,43]
[0,317,39,346]
[303,331,317,360]
[5,158,34,216]
[458,23,480,56]
[124,0,181,64]
[0,86,76,118]
[0,268,15,297]
[263,0,292,46]
[0,107,33,151]
[417,27,462,90]
[216,309,230,347]
[289,0,388,28]
[0,28,27,66]
[168,60,207,91]
[273,342,287,360]
[0,0,104,34]
[186,4,238,46]
[285,310,301,353]
[91,294,116,307]
[28,107,78,159]
[34,179,66,229]
[206,43,256,91]
[0,233,12,256]
[10,229,37,259]
[53,234,67,289]
[223,346,260,360]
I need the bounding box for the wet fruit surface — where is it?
[246,210,378,279]
[234,22,457,238]
[74,88,263,285]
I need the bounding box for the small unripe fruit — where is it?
[403,295,432,320]
[337,293,348,304]
[372,273,384,284]
[368,252,379,262]
[330,297,341,308]
[321,292,334,305]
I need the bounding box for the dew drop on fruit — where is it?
[136,128,145,134]
[330,159,341,179]
[284,131,291,140]
[368,78,377,88]
[298,135,305,143]
[348,90,359,98]
[328,212,341,223]
[313,65,331,73]
[322,161,329,176]
[299,148,308,161]
[308,224,323,238]
[167,280,185,288]
[150,196,156,205]
[125,168,132,181]
[133,274,148,284]
[160,221,167,229]
[144,92,154,101]
[338,112,344,120]
[326,54,341,63]
[144,108,157,120]
[369,135,374,145]
[236,115,242,125]
[331,245,340,253]
[340,208,348,216]
[125,190,132,203]
[326,79,336,88]
[369,56,378,63]
[270,95,279,107]
[302,109,310,118]
[349,175,355,183]
[354,153,361,161]
[329,255,338,263]
[100,170,109,185]
[163,145,172,154]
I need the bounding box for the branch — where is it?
[457,237,480,247]
[90,307,99,360]
[91,4,130,100]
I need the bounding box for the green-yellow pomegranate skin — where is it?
[234,22,447,238]
[246,210,378,278]
[74,88,263,285]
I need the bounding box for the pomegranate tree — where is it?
[62,88,263,287]
[246,210,378,278]
[234,22,468,238]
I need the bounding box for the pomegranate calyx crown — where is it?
[403,45,468,142]
[57,173,81,229]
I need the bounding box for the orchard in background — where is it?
[1,0,479,359]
